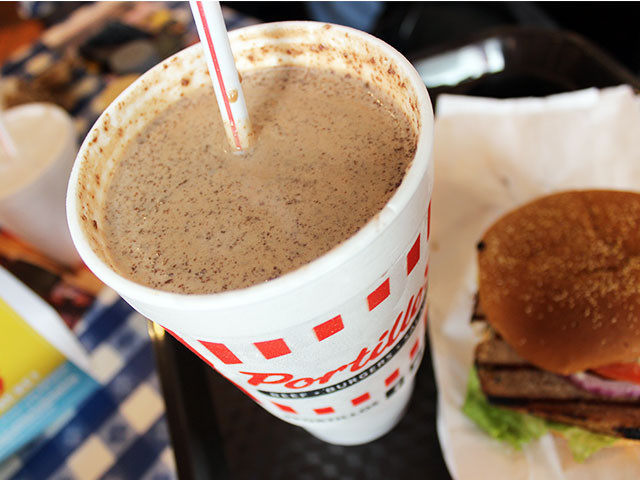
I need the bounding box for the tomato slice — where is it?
[593,362,640,385]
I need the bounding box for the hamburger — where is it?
[464,190,640,461]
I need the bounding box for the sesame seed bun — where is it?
[477,190,640,375]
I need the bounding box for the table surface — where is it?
[3,3,639,480]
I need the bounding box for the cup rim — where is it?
[66,21,434,311]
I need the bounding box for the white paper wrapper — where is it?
[428,85,640,479]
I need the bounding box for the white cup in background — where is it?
[0,103,80,267]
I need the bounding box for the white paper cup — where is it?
[67,22,433,445]
[0,103,80,267]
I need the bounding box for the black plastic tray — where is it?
[150,27,640,480]
[411,26,640,104]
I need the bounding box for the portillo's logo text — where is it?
[239,284,426,399]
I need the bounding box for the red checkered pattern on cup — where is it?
[314,407,335,415]
[313,315,344,341]
[385,369,400,387]
[410,339,420,360]
[273,402,297,414]
[200,341,242,364]
[166,213,430,420]
[254,338,291,359]
[367,278,390,311]
[351,392,371,406]
[406,235,420,275]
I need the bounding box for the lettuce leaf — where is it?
[462,367,617,462]
[462,367,548,448]
[545,421,617,463]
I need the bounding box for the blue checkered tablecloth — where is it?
[0,290,174,480]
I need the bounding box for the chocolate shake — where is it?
[101,66,416,294]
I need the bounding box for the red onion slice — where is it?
[568,371,640,400]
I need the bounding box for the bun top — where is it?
[478,190,640,375]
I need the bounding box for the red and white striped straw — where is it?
[189,1,252,152]
[0,112,17,159]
